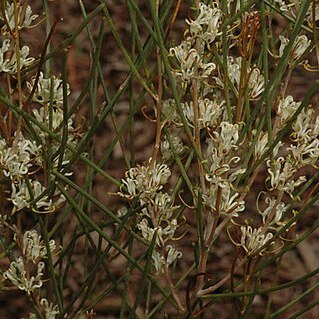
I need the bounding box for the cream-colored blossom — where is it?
[267,156,306,195]
[40,298,60,319]
[291,108,314,142]
[1,3,38,33]
[185,2,223,44]
[3,257,44,294]
[122,162,171,198]
[27,72,70,107]
[215,57,265,99]
[0,40,34,74]
[165,245,182,266]
[0,134,41,181]
[161,135,184,160]
[152,250,165,272]
[279,35,311,63]
[21,230,56,263]
[289,136,319,167]
[258,196,288,228]
[204,182,245,217]
[216,121,240,155]
[198,98,224,128]
[10,179,65,213]
[22,299,59,319]
[277,95,301,124]
[169,40,215,81]
[240,226,273,256]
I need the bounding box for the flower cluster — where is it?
[0,130,68,213]
[164,0,318,263]
[274,0,319,23]
[185,2,223,45]
[0,39,35,74]
[0,3,76,316]
[203,122,246,218]
[3,230,56,294]
[22,298,59,319]
[279,34,311,64]
[167,1,250,253]
[1,3,38,33]
[4,256,45,294]
[27,72,80,168]
[0,2,82,215]
[4,229,59,318]
[120,161,182,272]
[239,226,274,256]
[160,135,184,161]
[27,72,69,107]
[169,2,224,83]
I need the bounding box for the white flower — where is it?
[169,40,215,81]
[40,298,60,319]
[185,2,223,45]
[273,0,295,13]
[267,157,295,190]
[249,68,265,99]
[165,245,182,266]
[1,3,38,32]
[151,246,182,273]
[306,4,319,22]
[240,226,273,256]
[276,95,301,124]
[0,41,35,74]
[120,159,181,273]
[291,108,314,142]
[204,182,245,217]
[205,136,245,188]
[279,35,311,63]
[0,39,10,66]
[267,156,306,195]
[258,196,288,228]
[282,175,307,195]
[154,192,180,222]
[3,257,44,294]
[253,131,269,160]
[169,40,200,81]
[137,217,178,247]
[274,1,319,22]
[161,135,184,160]
[161,219,178,241]
[32,107,76,144]
[227,56,241,87]
[27,72,70,107]
[0,134,41,181]
[198,98,224,128]
[216,121,240,155]
[206,144,223,176]
[180,101,195,126]
[21,230,56,263]
[252,130,282,160]
[137,218,156,243]
[122,162,171,198]
[217,57,265,100]
[10,179,64,213]
[22,299,59,319]
[117,207,128,217]
[289,140,319,166]
[31,106,78,173]
[152,250,165,272]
